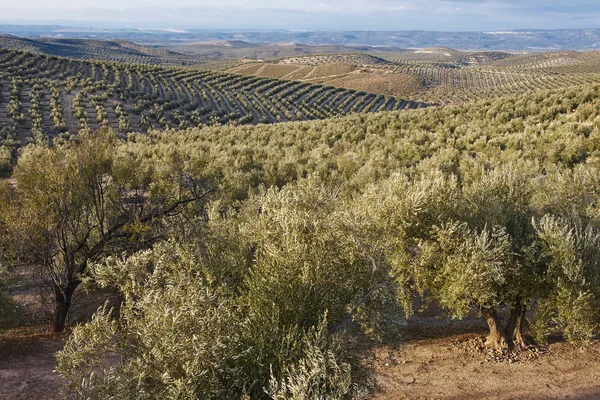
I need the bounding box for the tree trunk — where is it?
[50,298,70,334]
[48,280,79,334]
[506,306,529,348]
[481,307,508,350]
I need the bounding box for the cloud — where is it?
[1,0,600,30]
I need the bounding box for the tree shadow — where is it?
[380,299,490,347]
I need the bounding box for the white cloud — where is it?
[1,0,600,30]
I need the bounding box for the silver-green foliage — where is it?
[266,318,354,400]
[421,222,515,318]
[57,178,379,399]
[52,82,600,398]
[534,215,600,345]
[236,177,387,395]
[57,241,244,399]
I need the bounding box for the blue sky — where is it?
[2,0,600,30]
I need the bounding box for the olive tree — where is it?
[1,130,211,333]
[534,215,600,344]
[237,177,390,395]
[57,242,245,399]
[57,177,379,399]
[367,164,545,349]
[419,222,518,349]
[457,164,542,348]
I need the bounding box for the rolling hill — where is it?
[0,47,426,146]
[0,35,208,66]
[229,49,600,103]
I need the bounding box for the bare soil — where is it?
[0,334,66,400]
[0,270,118,399]
[368,334,600,400]
[1,274,599,399]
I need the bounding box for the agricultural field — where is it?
[0,35,211,67]
[0,47,426,147]
[0,35,411,68]
[163,40,403,61]
[229,49,600,103]
[4,81,600,399]
[3,35,600,400]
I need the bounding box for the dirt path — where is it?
[369,334,600,400]
[254,64,269,75]
[0,335,66,400]
[281,66,305,79]
[1,327,599,399]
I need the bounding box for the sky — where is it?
[1,0,600,31]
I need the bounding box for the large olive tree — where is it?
[367,164,545,349]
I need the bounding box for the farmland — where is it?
[230,49,600,103]
[0,35,406,68]
[0,35,209,67]
[4,80,600,398]
[2,33,600,400]
[0,47,426,147]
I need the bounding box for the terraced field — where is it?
[229,50,600,103]
[0,48,427,145]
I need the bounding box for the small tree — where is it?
[1,130,210,333]
[57,242,243,399]
[238,177,387,392]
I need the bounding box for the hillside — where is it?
[0,35,411,68]
[7,36,600,108]
[163,40,404,61]
[3,41,600,148]
[0,48,426,145]
[0,35,210,67]
[229,49,600,103]
[120,83,600,184]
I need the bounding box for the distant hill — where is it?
[162,41,408,61]
[228,48,600,104]
[0,35,408,67]
[0,35,206,66]
[2,25,600,51]
[0,47,425,144]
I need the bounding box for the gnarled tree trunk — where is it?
[506,305,528,348]
[481,307,509,350]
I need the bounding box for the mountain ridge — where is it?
[2,25,600,51]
